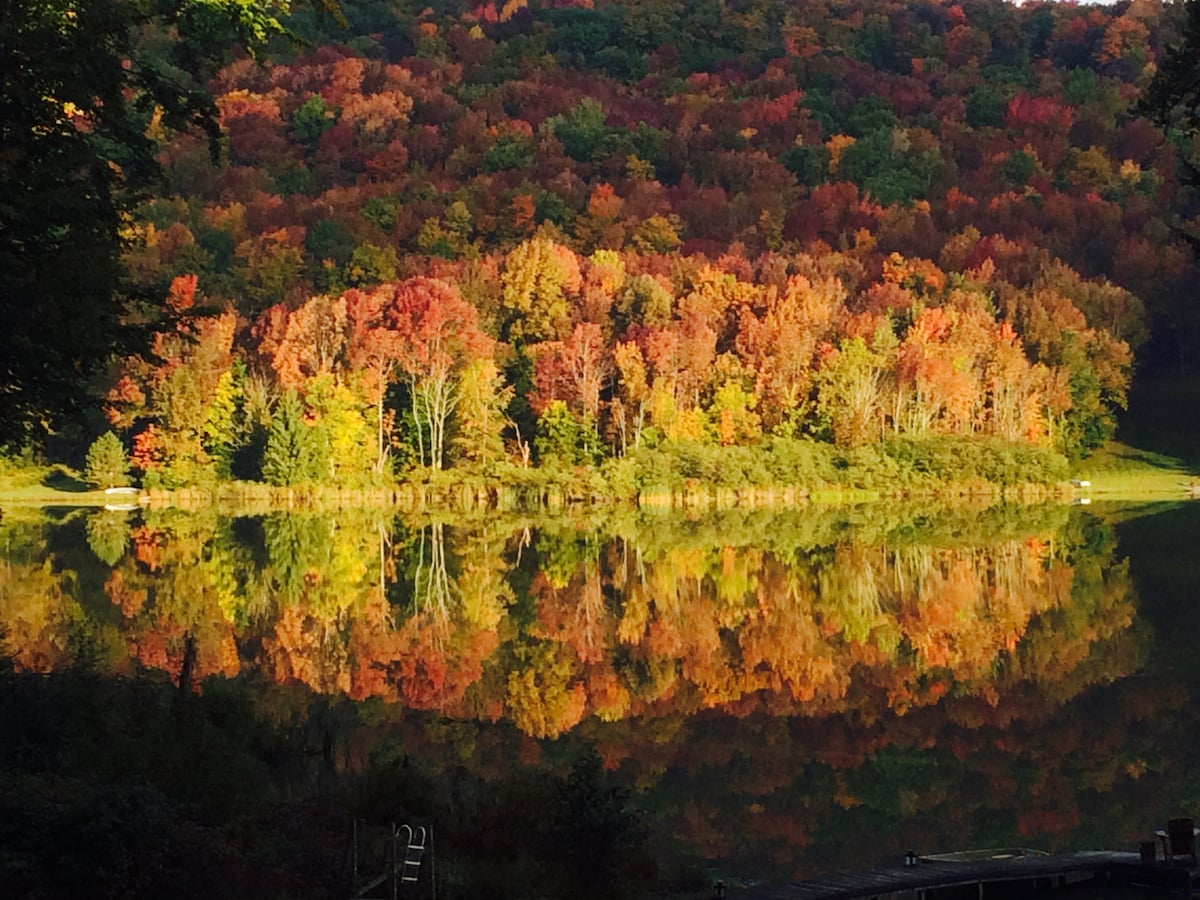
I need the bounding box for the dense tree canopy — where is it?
[1142,0,1200,187]
[0,0,295,450]
[6,0,1200,476]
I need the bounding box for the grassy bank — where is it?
[0,460,116,507]
[1071,443,1199,500]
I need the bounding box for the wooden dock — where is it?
[735,850,1200,898]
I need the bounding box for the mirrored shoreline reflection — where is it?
[1,503,1186,884]
[5,505,1137,728]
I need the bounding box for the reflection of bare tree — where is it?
[819,543,889,644]
[258,512,388,697]
[413,522,455,617]
[532,563,609,665]
[377,521,392,624]
[577,569,607,664]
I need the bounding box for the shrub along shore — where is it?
[11,435,1193,511]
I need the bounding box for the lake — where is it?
[2,499,1198,897]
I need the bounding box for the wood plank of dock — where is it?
[736,850,1200,898]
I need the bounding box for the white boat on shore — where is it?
[103,487,144,510]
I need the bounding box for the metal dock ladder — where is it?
[398,824,427,890]
[351,820,434,899]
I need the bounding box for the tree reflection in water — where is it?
[0,502,1186,890]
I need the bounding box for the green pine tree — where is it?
[262,392,326,486]
[84,431,131,488]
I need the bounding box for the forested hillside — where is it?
[21,0,1200,488]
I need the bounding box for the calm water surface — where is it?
[3,500,1199,888]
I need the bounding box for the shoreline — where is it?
[2,441,1194,512]
[1,477,1193,512]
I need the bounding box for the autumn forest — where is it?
[7,0,1200,493]
[5,1,1200,898]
